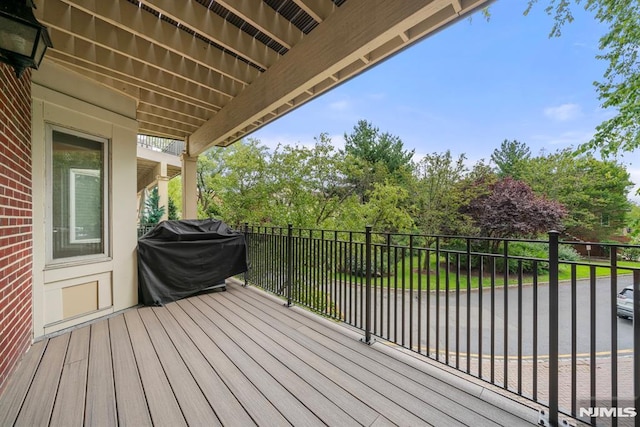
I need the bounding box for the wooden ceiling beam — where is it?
[39,3,241,99]
[290,0,335,23]
[47,30,228,110]
[45,0,260,85]
[46,50,221,116]
[214,0,304,49]
[137,103,208,128]
[137,91,214,123]
[137,113,200,134]
[138,122,190,140]
[142,0,280,69]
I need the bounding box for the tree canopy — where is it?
[519,147,633,240]
[193,123,635,242]
[344,120,415,174]
[526,0,640,156]
[343,120,414,202]
[463,177,567,239]
[491,139,531,179]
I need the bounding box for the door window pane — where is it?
[51,130,106,260]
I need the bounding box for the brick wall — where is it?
[0,63,33,394]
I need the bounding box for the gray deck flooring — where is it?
[0,282,539,426]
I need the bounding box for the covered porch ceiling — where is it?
[35,0,492,157]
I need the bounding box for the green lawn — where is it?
[334,256,640,291]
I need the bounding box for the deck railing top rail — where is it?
[137,134,185,156]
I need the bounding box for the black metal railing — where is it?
[137,223,156,238]
[137,134,185,156]
[243,224,640,427]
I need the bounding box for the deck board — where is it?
[84,320,117,426]
[219,289,462,426]
[167,300,289,426]
[108,315,153,427]
[49,327,90,427]
[228,285,524,426]
[0,281,539,426]
[15,334,68,426]
[0,339,46,426]
[210,292,395,426]
[195,294,362,426]
[151,306,256,426]
[186,297,326,427]
[138,307,222,426]
[124,310,188,427]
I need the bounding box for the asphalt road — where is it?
[340,275,636,358]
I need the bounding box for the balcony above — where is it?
[137,135,183,192]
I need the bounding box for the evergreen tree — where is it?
[141,186,165,224]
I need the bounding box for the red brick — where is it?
[0,62,32,394]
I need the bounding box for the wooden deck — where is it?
[0,282,539,426]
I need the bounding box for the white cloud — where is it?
[543,103,583,121]
[530,130,594,148]
[328,100,351,111]
[367,92,386,101]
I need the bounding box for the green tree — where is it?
[196,148,225,218]
[361,181,414,232]
[168,176,182,219]
[268,134,352,227]
[343,120,414,201]
[167,197,179,220]
[214,139,271,225]
[412,151,474,235]
[140,186,165,224]
[490,139,531,179]
[268,134,353,228]
[526,0,640,156]
[195,139,271,224]
[520,149,633,240]
[627,202,640,240]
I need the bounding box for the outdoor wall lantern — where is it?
[0,0,52,78]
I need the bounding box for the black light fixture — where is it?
[0,0,52,78]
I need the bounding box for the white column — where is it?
[156,172,169,221]
[181,152,198,220]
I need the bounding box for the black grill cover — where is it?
[137,219,247,306]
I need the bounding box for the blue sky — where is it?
[250,1,639,200]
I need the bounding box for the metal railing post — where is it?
[609,245,619,421]
[633,270,640,427]
[243,222,249,287]
[286,224,293,307]
[548,230,559,427]
[363,226,374,344]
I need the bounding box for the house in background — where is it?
[0,0,492,391]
